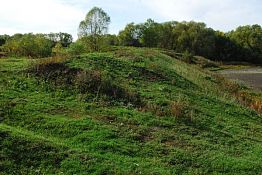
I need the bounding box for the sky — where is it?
[0,0,261,40]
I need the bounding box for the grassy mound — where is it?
[1,47,262,174]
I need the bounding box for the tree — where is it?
[172,21,216,58]
[0,35,10,46]
[157,21,177,49]
[139,19,160,47]
[103,34,119,46]
[78,7,111,51]
[46,32,73,47]
[213,32,239,61]
[228,25,262,63]
[118,23,142,47]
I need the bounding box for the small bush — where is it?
[67,41,89,56]
[75,70,102,93]
[52,43,69,59]
[181,50,194,63]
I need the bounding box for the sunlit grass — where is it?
[1,47,262,174]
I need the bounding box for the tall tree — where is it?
[139,19,160,47]
[78,7,111,51]
[118,23,142,47]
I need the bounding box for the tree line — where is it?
[117,20,262,63]
[0,7,261,63]
[0,32,72,58]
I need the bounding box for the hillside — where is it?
[1,47,262,174]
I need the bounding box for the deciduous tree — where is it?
[78,7,110,51]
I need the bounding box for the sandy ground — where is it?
[220,67,262,91]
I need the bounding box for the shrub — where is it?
[75,70,102,93]
[52,43,69,59]
[3,33,52,58]
[67,40,89,56]
[181,50,194,63]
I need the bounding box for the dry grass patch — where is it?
[169,100,189,118]
[141,99,190,118]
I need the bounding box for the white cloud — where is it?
[0,0,87,39]
[142,0,262,31]
[0,0,261,39]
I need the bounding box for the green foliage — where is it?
[3,33,52,58]
[173,21,216,58]
[118,23,142,46]
[103,34,119,46]
[52,43,67,57]
[228,25,262,63]
[67,40,89,56]
[118,20,217,58]
[157,21,177,49]
[181,50,194,63]
[46,32,73,47]
[214,31,239,61]
[78,7,111,37]
[0,34,10,46]
[78,7,111,51]
[117,20,262,64]
[139,19,160,47]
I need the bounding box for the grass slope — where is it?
[1,47,262,175]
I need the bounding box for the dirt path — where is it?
[219,67,262,91]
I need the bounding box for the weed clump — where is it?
[142,99,190,119]
[169,100,189,118]
[213,74,241,94]
[181,51,194,64]
[236,91,262,113]
[213,73,262,114]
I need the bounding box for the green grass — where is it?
[1,47,262,174]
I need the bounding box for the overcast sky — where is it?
[0,0,261,40]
